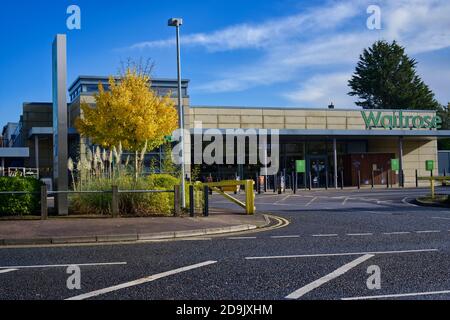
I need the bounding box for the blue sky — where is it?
[1,0,450,125]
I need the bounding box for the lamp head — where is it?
[168,18,183,27]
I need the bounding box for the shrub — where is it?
[70,174,181,216]
[0,177,43,216]
[68,145,183,216]
[142,174,180,216]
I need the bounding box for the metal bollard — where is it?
[174,185,181,216]
[203,186,209,217]
[371,170,375,189]
[386,170,390,189]
[41,185,48,220]
[309,172,312,191]
[416,169,419,188]
[112,185,119,218]
[278,175,282,195]
[357,170,361,190]
[189,185,195,217]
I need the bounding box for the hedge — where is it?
[0,177,43,216]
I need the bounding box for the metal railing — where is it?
[0,185,182,220]
[417,176,450,199]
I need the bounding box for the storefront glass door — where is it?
[307,156,328,188]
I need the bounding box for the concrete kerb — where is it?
[0,219,274,247]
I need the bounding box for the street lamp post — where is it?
[168,18,186,208]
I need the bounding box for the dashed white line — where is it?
[342,290,450,300]
[245,249,438,260]
[274,195,291,205]
[66,260,217,300]
[383,232,411,235]
[0,262,127,270]
[285,254,374,300]
[271,235,300,239]
[305,197,318,207]
[227,237,257,240]
[0,269,17,274]
[415,230,441,234]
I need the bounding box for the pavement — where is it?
[2,186,450,300]
[0,209,269,245]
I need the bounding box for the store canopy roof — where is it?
[0,148,29,158]
[192,128,450,138]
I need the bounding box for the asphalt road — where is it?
[1,187,450,300]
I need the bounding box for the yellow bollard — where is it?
[245,180,255,215]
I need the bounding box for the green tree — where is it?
[348,40,440,110]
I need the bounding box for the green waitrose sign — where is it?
[361,111,442,130]
[426,160,435,172]
[296,160,306,173]
[391,159,400,172]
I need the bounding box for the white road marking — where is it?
[312,234,339,238]
[365,211,392,215]
[342,290,450,300]
[285,254,374,300]
[402,197,419,207]
[346,233,373,237]
[274,195,291,205]
[0,262,127,270]
[245,249,438,260]
[227,237,257,240]
[415,230,441,234]
[271,235,300,239]
[0,269,17,274]
[305,197,318,207]
[66,260,217,301]
[383,232,411,235]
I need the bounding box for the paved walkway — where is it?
[0,209,268,245]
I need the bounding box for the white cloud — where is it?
[284,73,356,108]
[383,0,450,54]
[129,2,359,52]
[127,0,450,107]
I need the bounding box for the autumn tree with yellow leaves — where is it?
[75,68,179,179]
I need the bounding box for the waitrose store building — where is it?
[2,75,450,189]
[188,105,449,188]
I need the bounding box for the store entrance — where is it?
[307,156,328,188]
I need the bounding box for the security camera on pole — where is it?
[168,18,186,208]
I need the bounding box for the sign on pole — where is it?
[426,160,435,172]
[391,159,400,172]
[296,160,306,173]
